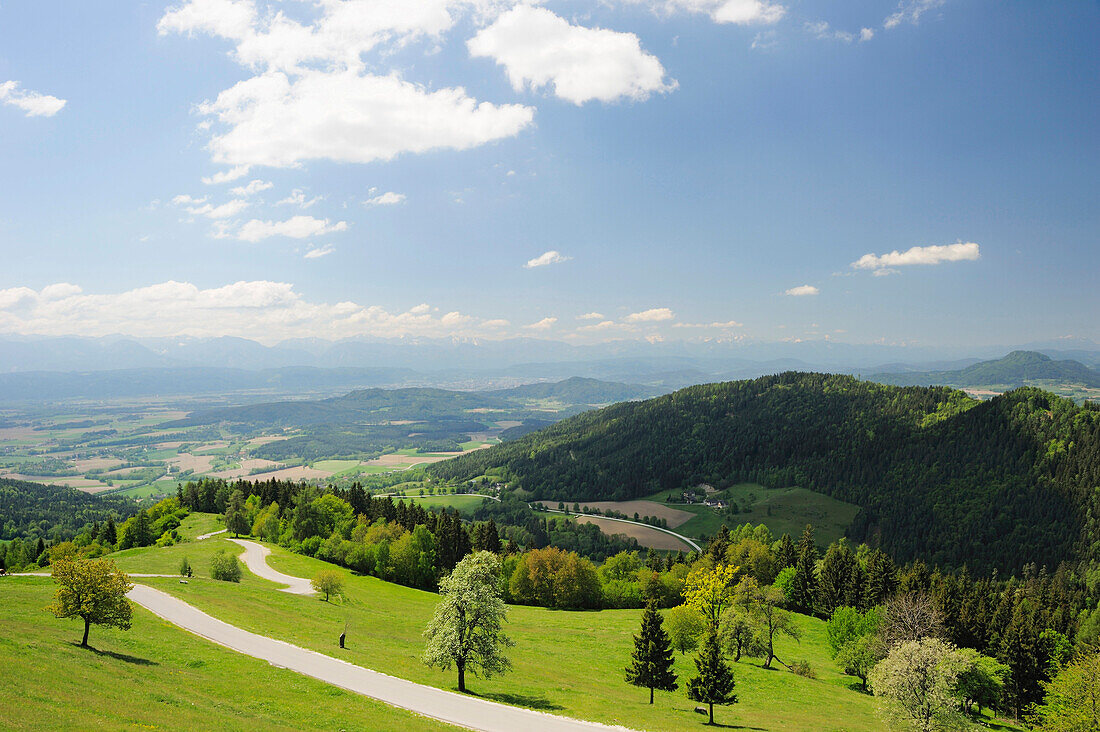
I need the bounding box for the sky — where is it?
[0,0,1096,348]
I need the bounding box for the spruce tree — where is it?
[225,489,249,537]
[775,533,797,569]
[134,510,153,548]
[790,525,818,614]
[817,541,855,617]
[99,518,117,547]
[687,629,737,725]
[625,599,679,704]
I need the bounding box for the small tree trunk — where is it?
[457,660,466,693]
[81,617,90,647]
[649,686,654,704]
[708,702,714,725]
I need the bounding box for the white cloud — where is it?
[623,307,674,323]
[201,165,250,184]
[196,69,534,169]
[805,21,854,43]
[623,0,785,26]
[468,6,676,105]
[577,312,604,320]
[482,318,510,328]
[577,319,620,332]
[524,316,558,330]
[851,241,980,270]
[524,250,571,269]
[230,179,273,196]
[194,199,251,219]
[751,30,778,50]
[236,215,348,242]
[277,189,322,208]
[860,27,875,41]
[0,279,506,343]
[884,0,945,29]
[0,81,67,117]
[304,244,335,259]
[785,285,820,296]
[364,191,406,206]
[672,319,743,329]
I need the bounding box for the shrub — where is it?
[210,550,242,582]
[790,660,816,679]
[179,556,192,577]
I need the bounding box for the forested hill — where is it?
[488,376,663,403]
[871,350,1100,389]
[0,478,136,541]
[429,373,1100,574]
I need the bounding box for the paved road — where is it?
[195,528,227,541]
[227,538,314,594]
[535,506,702,552]
[126,566,632,731]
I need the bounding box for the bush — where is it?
[299,536,322,557]
[790,660,816,679]
[311,570,344,601]
[179,557,192,577]
[210,550,242,582]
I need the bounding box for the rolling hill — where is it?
[429,373,1100,574]
[870,350,1100,389]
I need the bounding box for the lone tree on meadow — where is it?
[687,629,738,725]
[422,550,513,693]
[46,558,133,648]
[625,599,678,704]
[311,570,344,602]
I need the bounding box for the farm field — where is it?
[572,515,695,551]
[104,539,1020,732]
[387,494,496,515]
[569,500,695,528]
[0,578,458,731]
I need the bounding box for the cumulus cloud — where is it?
[524,316,558,330]
[860,27,875,41]
[482,318,510,328]
[805,21,854,43]
[178,197,251,219]
[623,307,674,323]
[884,0,946,29]
[851,241,980,270]
[468,6,675,105]
[622,0,786,25]
[672,319,743,329]
[785,285,820,296]
[0,280,514,343]
[201,165,250,185]
[577,319,620,332]
[230,179,273,196]
[577,312,604,320]
[0,81,67,117]
[236,215,348,242]
[277,189,322,208]
[304,244,335,259]
[159,2,535,171]
[364,191,406,206]
[524,250,571,269]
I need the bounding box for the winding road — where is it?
[123,539,632,732]
[535,506,702,552]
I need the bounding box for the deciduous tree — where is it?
[311,570,344,601]
[46,558,133,648]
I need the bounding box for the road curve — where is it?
[195,528,228,541]
[127,586,632,732]
[535,507,702,552]
[227,538,314,594]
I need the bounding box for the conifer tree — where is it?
[133,510,153,547]
[817,541,855,616]
[625,599,679,704]
[687,629,737,725]
[225,489,249,537]
[791,525,818,614]
[775,533,797,570]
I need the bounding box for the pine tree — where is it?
[999,603,1045,720]
[646,547,663,572]
[134,510,153,548]
[625,600,679,704]
[775,533,797,569]
[863,548,897,607]
[225,489,249,537]
[687,629,737,725]
[790,525,818,614]
[817,541,855,616]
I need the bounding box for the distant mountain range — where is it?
[869,351,1100,389]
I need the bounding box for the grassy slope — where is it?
[176,510,224,540]
[126,542,885,731]
[0,578,457,731]
[390,494,493,515]
[644,484,861,545]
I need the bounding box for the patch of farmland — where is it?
[210,458,281,480]
[570,500,695,528]
[167,452,216,474]
[240,465,332,482]
[572,515,694,551]
[3,473,112,493]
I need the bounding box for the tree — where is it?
[423,551,513,693]
[687,629,737,726]
[739,579,801,669]
[179,556,192,577]
[790,525,818,614]
[311,570,344,601]
[98,518,117,547]
[46,558,133,648]
[880,593,945,650]
[1033,649,1100,732]
[954,648,1008,716]
[720,608,756,662]
[625,599,678,704]
[999,602,1045,720]
[817,541,856,616]
[827,606,883,657]
[836,635,879,691]
[775,533,797,570]
[868,638,965,732]
[210,550,242,582]
[684,563,741,632]
[665,604,705,656]
[225,489,250,537]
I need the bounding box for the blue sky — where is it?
[0,0,1096,347]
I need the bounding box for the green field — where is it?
[176,511,225,540]
[0,578,457,731]
[644,484,861,545]
[390,494,494,515]
[116,541,894,731]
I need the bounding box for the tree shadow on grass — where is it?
[72,643,159,666]
[468,690,563,712]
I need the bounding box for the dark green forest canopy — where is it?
[0,478,136,541]
[428,373,1100,575]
